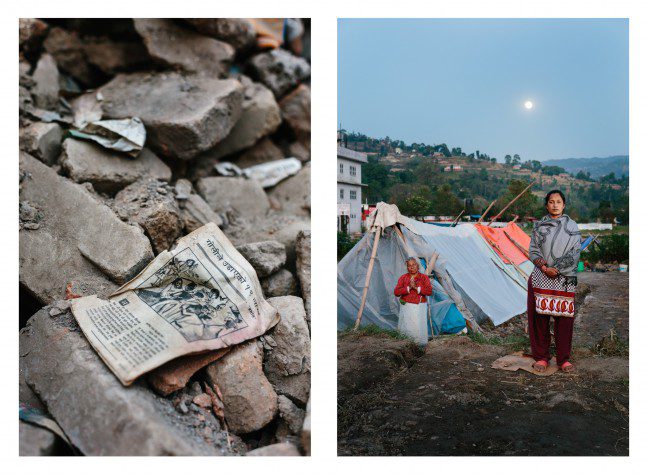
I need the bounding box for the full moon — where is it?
[524,100,534,110]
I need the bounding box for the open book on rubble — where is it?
[71,222,280,385]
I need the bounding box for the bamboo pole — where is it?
[481,234,528,280]
[488,181,535,224]
[490,258,527,290]
[450,209,465,227]
[353,228,382,330]
[477,200,497,224]
[503,230,530,259]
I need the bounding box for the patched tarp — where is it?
[474,222,531,266]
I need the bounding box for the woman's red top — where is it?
[394,272,433,304]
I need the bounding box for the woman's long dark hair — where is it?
[544,189,566,205]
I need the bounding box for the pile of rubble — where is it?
[19,18,311,456]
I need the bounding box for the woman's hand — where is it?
[409,275,416,287]
[544,267,559,278]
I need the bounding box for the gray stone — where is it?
[277,395,305,434]
[206,76,281,159]
[113,178,183,254]
[295,231,311,321]
[183,19,256,51]
[19,18,49,58]
[261,269,298,298]
[19,422,57,456]
[236,241,286,278]
[134,19,234,77]
[236,137,285,168]
[82,37,150,75]
[181,193,224,232]
[246,442,300,456]
[20,308,233,455]
[267,162,310,217]
[264,297,311,404]
[43,27,100,87]
[301,396,311,455]
[60,138,172,194]
[205,340,278,434]
[19,153,153,302]
[19,122,63,166]
[248,49,311,98]
[196,176,270,217]
[285,141,310,163]
[279,84,310,149]
[99,72,244,160]
[31,54,59,109]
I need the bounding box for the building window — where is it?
[351,214,356,219]
[339,188,344,199]
[350,165,356,176]
[350,190,357,200]
[339,163,344,174]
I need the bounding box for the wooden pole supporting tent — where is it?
[488,181,535,225]
[477,200,497,224]
[353,228,381,330]
[480,233,529,280]
[503,230,530,259]
[450,209,465,227]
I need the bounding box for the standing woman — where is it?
[394,257,433,346]
[528,190,582,373]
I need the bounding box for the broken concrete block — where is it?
[236,137,285,168]
[246,442,300,456]
[19,122,63,166]
[261,269,298,298]
[113,178,184,254]
[248,49,311,98]
[31,53,59,109]
[82,37,150,75]
[134,19,234,77]
[277,395,305,434]
[206,76,281,159]
[268,162,310,217]
[20,308,232,455]
[43,27,101,87]
[236,241,286,278]
[98,72,244,160]
[295,231,311,321]
[205,340,278,434]
[180,193,224,232]
[264,297,311,404]
[60,139,172,194]
[196,176,270,217]
[19,422,57,456]
[280,84,311,149]
[183,19,256,51]
[147,349,229,396]
[19,153,152,302]
[301,396,311,456]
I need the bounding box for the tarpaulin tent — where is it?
[338,203,529,333]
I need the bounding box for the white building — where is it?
[337,145,367,234]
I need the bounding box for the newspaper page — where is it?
[71,222,280,386]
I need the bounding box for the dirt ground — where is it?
[338,272,629,456]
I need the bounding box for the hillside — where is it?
[543,155,629,179]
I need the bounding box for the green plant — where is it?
[337,232,360,261]
[339,324,410,340]
[585,233,629,263]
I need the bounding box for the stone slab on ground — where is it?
[264,296,311,404]
[98,72,244,160]
[60,138,172,194]
[205,340,278,434]
[20,307,234,455]
[197,176,270,218]
[236,241,286,278]
[19,122,63,166]
[19,153,153,302]
[267,162,310,217]
[19,422,57,456]
[261,269,298,298]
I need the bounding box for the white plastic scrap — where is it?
[214,158,302,188]
[70,117,146,157]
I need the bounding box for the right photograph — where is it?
[337,19,629,456]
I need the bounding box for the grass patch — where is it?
[469,332,530,351]
[591,328,629,357]
[339,324,410,341]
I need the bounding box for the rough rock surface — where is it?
[246,442,300,456]
[43,27,100,87]
[197,176,270,218]
[180,194,224,231]
[236,241,286,278]
[60,139,172,193]
[264,297,311,404]
[113,179,184,254]
[248,49,311,98]
[301,396,311,456]
[236,137,285,168]
[295,231,312,321]
[285,141,310,162]
[268,162,311,216]
[98,72,244,160]
[19,153,152,301]
[19,18,49,58]
[19,422,57,456]
[261,269,298,298]
[277,395,305,434]
[82,37,150,75]
[31,54,59,109]
[20,307,233,455]
[205,340,278,434]
[19,122,63,166]
[184,19,256,51]
[134,19,234,77]
[279,84,311,149]
[206,76,281,159]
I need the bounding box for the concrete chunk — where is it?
[31,54,59,109]
[99,72,244,160]
[295,231,311,321]
[19,122,63,166]
[20,308,232,455]
[196,176,270,218]
[247,442,300,456]
[19,153,153,301]
[248,49,311,98]
[183,19,256,51]
[268,162,310,217]
[19,422,57,456]
[134,19,234,77]
[60,139,171,193]
[280,84,310,149]
[236,241,286,278]
[261,269,298,298]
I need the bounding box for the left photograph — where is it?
[19,18,311,456]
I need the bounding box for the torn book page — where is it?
[71,222,280,386]
[70,117,146,157]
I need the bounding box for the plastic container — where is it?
[577,261,585,272]
[619,264,628,272]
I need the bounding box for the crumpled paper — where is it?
[70,117,146,157]
[214,158,302,188]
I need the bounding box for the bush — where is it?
[338,232,360,261]
[585,233,629,263]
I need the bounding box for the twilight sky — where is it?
[337,18,628,162]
